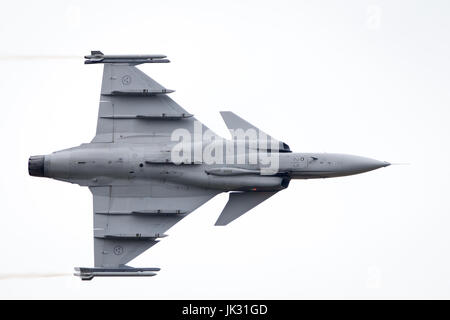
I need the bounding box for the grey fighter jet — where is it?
[28,51,390,280]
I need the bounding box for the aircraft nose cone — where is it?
[350,157,390,173]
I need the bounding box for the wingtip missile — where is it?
[84,51,169,64]
[74,267,160,280]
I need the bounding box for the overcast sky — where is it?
[1,0,449,299]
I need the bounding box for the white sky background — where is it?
[0,0,449,299]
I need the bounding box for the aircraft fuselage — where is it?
[29,142,389,192]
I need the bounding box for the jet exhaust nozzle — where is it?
[28,155,45,177]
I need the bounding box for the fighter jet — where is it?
[28,51,390,280]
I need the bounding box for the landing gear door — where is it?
[292,155,307,169]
